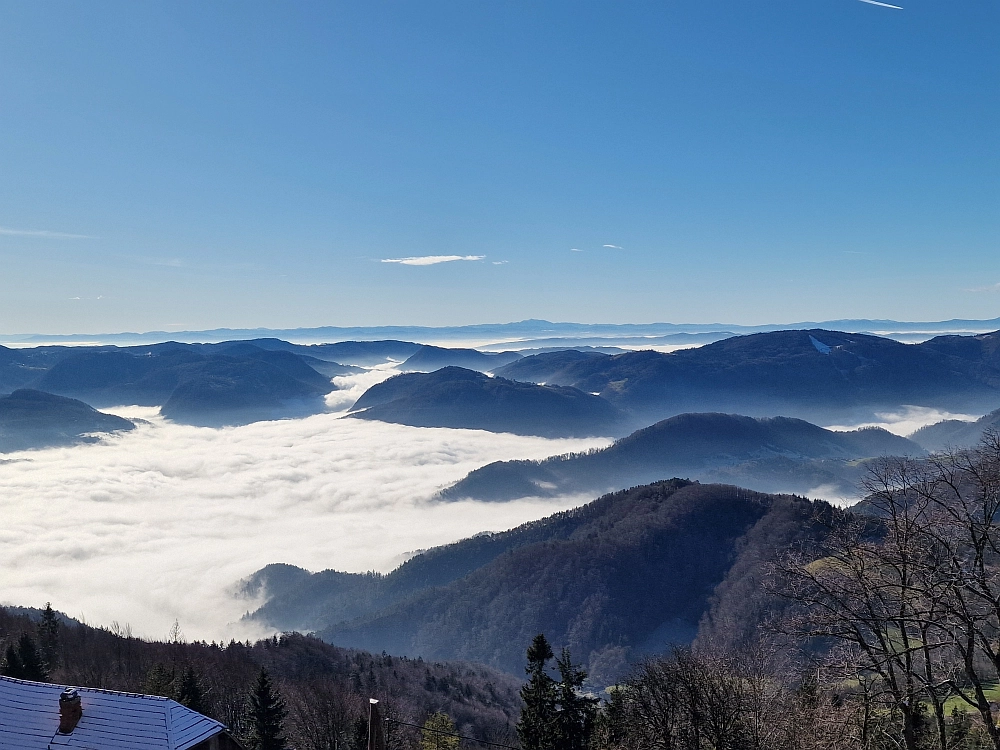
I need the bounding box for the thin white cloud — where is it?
[570,248,582,252]
[968,282,1000,293]
[857,0,903,8]
[492,260,509,265]
[381,255,485,266]
[603,244,624,250]
[0,369,610,641]
[0,226,94,239]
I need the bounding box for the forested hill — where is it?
[493,328,1000,424]
[439,412,923,502]
[348,366,626,437]
[246,480,833,683]
[0,389,134,452]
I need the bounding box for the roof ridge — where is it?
[0,674,172,700]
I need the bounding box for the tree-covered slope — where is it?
[247,480,830,682]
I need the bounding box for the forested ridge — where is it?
[248,480,834,682]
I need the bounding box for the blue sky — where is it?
[0,1,996,333]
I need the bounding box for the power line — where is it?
[385,717,519,749]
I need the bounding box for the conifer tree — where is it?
[1,644,23,679]
[554,648,598,750]
[177,665,206,715]
[13,634,47,682]
[516,634,558,750]
[38,603,60,671]
[144,663,176,698]
[248,667,287,750]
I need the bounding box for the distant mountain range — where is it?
[439,412,923,501]
[0,389,134,452]
[348,367,626,438]
[243,479,831,684]
[492,329,1000,427]
[4,316,1000,348]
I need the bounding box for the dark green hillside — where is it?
[349,366,625,437]
[247,481,830,682]
[441,412,922,502]
[494,328,1000,424]
[0,389,134,452]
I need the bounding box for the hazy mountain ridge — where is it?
[0,389,134,452]
[494,328,1000,425]
[439,412,924,502]
[348,366,626,438]
[400,345,523,373]
[910,407,1000,452]
[5,316,1000,347]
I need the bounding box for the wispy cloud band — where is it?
[0,226,94,239]
[857,0,903,8]
[381,255,485,266]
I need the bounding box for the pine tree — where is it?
[144,663,176,698]
[1,644,24,679]
[38,603,60,671]
[516,634,558,750]
[247,667,287,750]
[176,665,206,715]
[554,648,598,750]
[15,634,47,682]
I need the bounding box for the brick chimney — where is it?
[58,688,82,734]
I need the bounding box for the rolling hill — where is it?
[0,389,134,452]
[348,366,626,437]
[439,412,923,501]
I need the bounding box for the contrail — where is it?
[858,0,903,8]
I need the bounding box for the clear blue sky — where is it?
[0,1,996,333]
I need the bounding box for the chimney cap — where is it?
[60,688,80,703]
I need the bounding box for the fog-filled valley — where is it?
[4,326,1000,653]
[0,365,610,640]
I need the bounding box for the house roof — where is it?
[0,675,229,750]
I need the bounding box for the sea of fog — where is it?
[0,364,980,643]
[0,369,610,642]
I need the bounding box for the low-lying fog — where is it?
[0,370,609,642]
[823,405,978,436]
